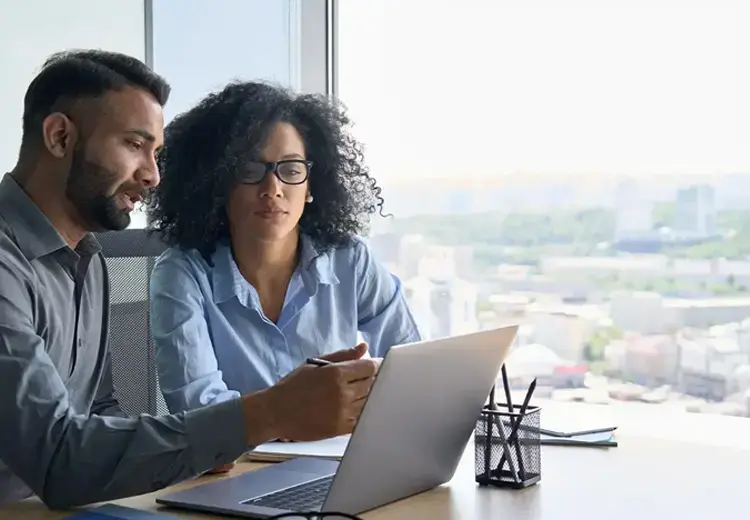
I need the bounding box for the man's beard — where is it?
[65,146,132,232]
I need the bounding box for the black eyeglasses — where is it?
[236,159,313,185]
[268,513,362,520]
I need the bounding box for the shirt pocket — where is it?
[289,304,358,360]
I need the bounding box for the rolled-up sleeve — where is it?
[354,241,422,357]
[0,261,248,509]
[150,251,239,413]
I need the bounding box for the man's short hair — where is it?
[20,49,171,152]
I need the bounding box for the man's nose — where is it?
[137,156,160,188]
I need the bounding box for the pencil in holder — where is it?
[474,403,542,489]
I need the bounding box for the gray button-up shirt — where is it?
[0,174,248,508]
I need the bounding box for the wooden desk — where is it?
[4,431,750,520]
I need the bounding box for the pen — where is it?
[496,378,537,480]
[488,382,520,483]
[493,406,520,483]
[501,364,514,413]
[485,385,496,480]
[500,364,526,478]
[306,357,333,367]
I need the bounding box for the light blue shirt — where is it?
[149,235,421,413]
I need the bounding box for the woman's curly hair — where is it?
[146,80,385,260]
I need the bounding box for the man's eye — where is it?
[127,140,143,150]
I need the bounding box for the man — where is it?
[0,49,378,508]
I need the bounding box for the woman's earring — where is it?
[306,194,314,203]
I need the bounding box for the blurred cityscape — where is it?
[365,172,750,418]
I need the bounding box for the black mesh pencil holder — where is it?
[475,403,541,489]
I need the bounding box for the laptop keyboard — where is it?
[246,476,334,511]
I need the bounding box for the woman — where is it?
[146,81,421,419]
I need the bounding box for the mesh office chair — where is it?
[95,228,170,416]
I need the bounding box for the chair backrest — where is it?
[95,228,169,416]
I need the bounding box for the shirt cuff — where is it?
[184,397,248,473]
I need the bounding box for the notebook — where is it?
[241,435,350,462]
[513,407,618,447]
[540,429,617,447]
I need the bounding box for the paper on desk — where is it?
[538,406,618,437]
[540,429,617,447]
[241,435,351,462]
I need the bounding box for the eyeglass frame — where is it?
[235,159,314,186]
[268,512,362,520]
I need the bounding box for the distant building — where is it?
[366,231,402,265]
[610,291,666,334]
[674,184,716,240]
[539,254,750,291]
[551,365,588,389]
[679,335,748,379]
[527,307,597,362]
[503,343,586,388]
[728,365,750,395]
[452,245,475,280]
[417,245,456,280]
[680,371,727,402]
[504,343,560,388]
[483,294,602,362]
[604,339,628,375]
[623,334,679,386]
[614,178,654,243]
[403,276,478,340]
[398,234,427,279]
[664,297,750,330]
[610,292,750,334]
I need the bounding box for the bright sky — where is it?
[337,0,750,181]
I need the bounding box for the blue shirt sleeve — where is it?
[149,251,240,412]
[353,240,422,357]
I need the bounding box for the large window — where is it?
[1,0,329,229]
[0,0,146,172]
[338,0,750,419]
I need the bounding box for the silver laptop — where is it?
[156,325,518,518]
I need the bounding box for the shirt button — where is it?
[78,338,83,348]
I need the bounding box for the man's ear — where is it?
[41,112,77,159]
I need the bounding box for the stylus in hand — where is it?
[306,357,334,367]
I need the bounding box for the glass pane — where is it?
[152,0,301,124]
[338,0,750,420]
[0,0,145,178]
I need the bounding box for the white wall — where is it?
[0,0,146,171]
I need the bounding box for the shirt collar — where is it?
[0,174,101,260]
[210,234,339,305]
[211,243,247,305]
[298,234,339,286]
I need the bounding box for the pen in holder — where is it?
[475,377,541,489]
